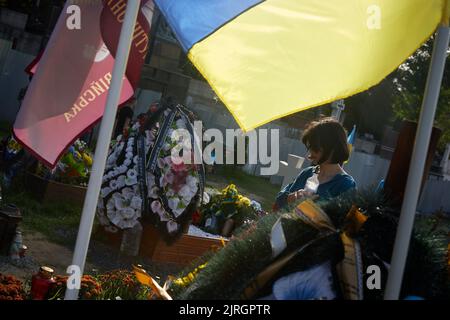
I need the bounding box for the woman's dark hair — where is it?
[302,117,349,165]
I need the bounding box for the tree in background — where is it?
[392,37,450,150]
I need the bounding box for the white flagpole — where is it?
[65,1,142,300]
[384,23,450,300]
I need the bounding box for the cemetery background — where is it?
[0,5,449,215]
[0,3,448,300]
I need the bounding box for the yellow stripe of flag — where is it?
[188,0,445,131]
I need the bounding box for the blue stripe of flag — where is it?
[348,125,356,145]
[154,0,263,52]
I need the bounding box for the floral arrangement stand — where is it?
[195,184,264,237]
[26,172,87,207]
[98,223,227,267]
[140,225,225,266]
[26,139,92,206]
[97,104,206,244]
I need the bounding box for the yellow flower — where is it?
[174,279,184,286]
[83,153,93,167]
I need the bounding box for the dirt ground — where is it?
[0,230,183,285]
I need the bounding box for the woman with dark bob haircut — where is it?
[274,117,356,210]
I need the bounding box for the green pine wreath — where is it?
[168,188,448,300]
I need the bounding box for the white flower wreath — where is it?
[97,107,203,238]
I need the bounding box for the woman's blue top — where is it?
[275,166,356,209]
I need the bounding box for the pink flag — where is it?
[101,0,154,89]
[14,1,154,167]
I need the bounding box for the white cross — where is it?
[440,143,450,180]
[278,154,305,188]
[331,99,345,122]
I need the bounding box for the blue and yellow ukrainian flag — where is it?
[155,0,448,132]
[347,125,356,155]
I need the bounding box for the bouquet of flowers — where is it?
[36,139,93,186]
[97,269,150,300]
[1,135,27,187]
[0,274,26,300]
[196,184,263,236]
[97,104,204,242]
[47,275,102,300]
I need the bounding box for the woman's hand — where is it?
[287,189,317,203]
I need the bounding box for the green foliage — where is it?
[198,184,259,235]
[169,188,449,300]
[170,211,319,299]
[392,37,450,149]
[2,189,82,246]
[35,140,93,187]
[207,165,280,211]
[96,270,151,300]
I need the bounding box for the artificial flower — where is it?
[130,196,143,210]
[161,170,174,187]
[186,175,198,188]
[167,129,174,139]
[97,212,110,226]
[151,200,170,222]
[192,210,201,225]
[122,187,135,200]
[166,220,179,234]
[162,142,172,152]
[101,187,112,198]
[107,209,117,221]
[123,159,132,167]
[97,196,105,209]
[125,176,138,186]
[109,179,118,190]
[118,165,128,174]
[168,197,180,211]
[106,198,115,211]
[181,196,191,207]
[116,175,126,189]
[120,207,136,219]
[147,173,156,187]
[114,196,127,211]
[148,186,159,199]
[151,200,163,215]
[131,123,140,131]
[176,119,186,129]
[179,184,197,202]
[145,130,155,142]
[157,158,165,169]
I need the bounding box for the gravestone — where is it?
[278,154,305,188]
[440,143,450,181]
[384,120,441,208]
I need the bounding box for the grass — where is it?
[0,121,11,140]
[0,165,282,246]
[415,211,450,239]
[206,165,281,211]
[2,186,83,246]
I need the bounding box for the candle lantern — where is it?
[31,266,56,300]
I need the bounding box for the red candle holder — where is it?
[31,266,56,300]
